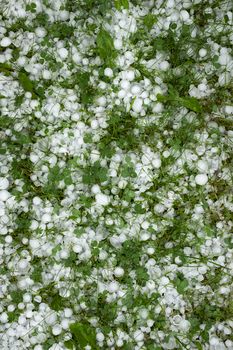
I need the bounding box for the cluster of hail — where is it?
[0,0,233,349]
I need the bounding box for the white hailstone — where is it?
[199,48,207,57]
[209,337,219,346]
[96,332,105,342]
[45,313,57,325]
[41,213,51,223]
[120,80,131,90]
[114,39,123,50]
[197,160,208,173]
[72,52,81,63]
[35,27,46,38]
[160,276,169,285]
[139,308,149,319]
[64,308,73,318]
[90,119,98,129]
[179,319,190,331]
[58,47,68,59]
[18,259,28,270]
[118,179,127,189]
[97,96,106,106]
[5,235,12,243]
[33,197,41,205]
[0,177,9,190]
[146,280,156,290]
[141,233,150,241]
[114,267,124,277]
[104,67,113,78]
[225,105,233,114]
[154,203,165,214]
[218,54,230,65]
[0,312,8,323]
[0,37,11,47]
[60,250,69,259]
[198,83,207,92]
[42,70,51,80]
[147,247,155,255]
[152,158,161,168]
[134,330,144,342]
[180,10,189,21]
[52,325,62,336]
[108,281,119,293]
[160,61,169,71]
[153,102,163,113]
[195,173,208,186]
[0,190,10,202]
[131,84,141,95]
[23,294,31,303]
[118,89,127,99]
[29,238,40,249]
[91,184,101,194]
[132,98,143,113]
[95,193,110,206]
[73,244,82,253]
[141,221,149,229]
[30,154,39,163]
[125,70,135,81]
[61,319,69,329]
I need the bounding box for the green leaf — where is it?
[178,96,202,113]
[96,29,115,61]
[69,322,97,349]
[64,340,75,349]
[18,71,34,92]
[115,0,129,10]
[143,14,157,30]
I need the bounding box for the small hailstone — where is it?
[120,80,131,90]
[131,84,141,95]
[18,259,28,270]
[96,332,105,342]
[35,27,46,38]
[152,158,161,168]
[225,105,233,114]
[104,68,113,78]
[73,244,82,253]
[52,325,62,336]
[154,203,165,213]
[118,89,127,99]
[91,184,101,194]
[132,98,143,113]
[153,102,163,113]
[195,174,208,186]
[108,281,118,293]
[199,48,207,57]
[114,39,122,50]
[114,267,124,277]
[95,193,110,206]
[97,96,106,106]
[180,10,190,21]
[160,61,169,71]
[0,190,10,202]
[64,308,73,318]
[29,238,40,249]
[0,177,9,190]
[0,312,8,323]
[0,37,11,47]
[45,313,57,325]
[134,330,144,342]
[41,213,51,223]
[125,70,135,81]
[147,247,155,255]
[179,319,190,331]
[58,47,68,59]
[42,70,51,80]
[197,160,208,173]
